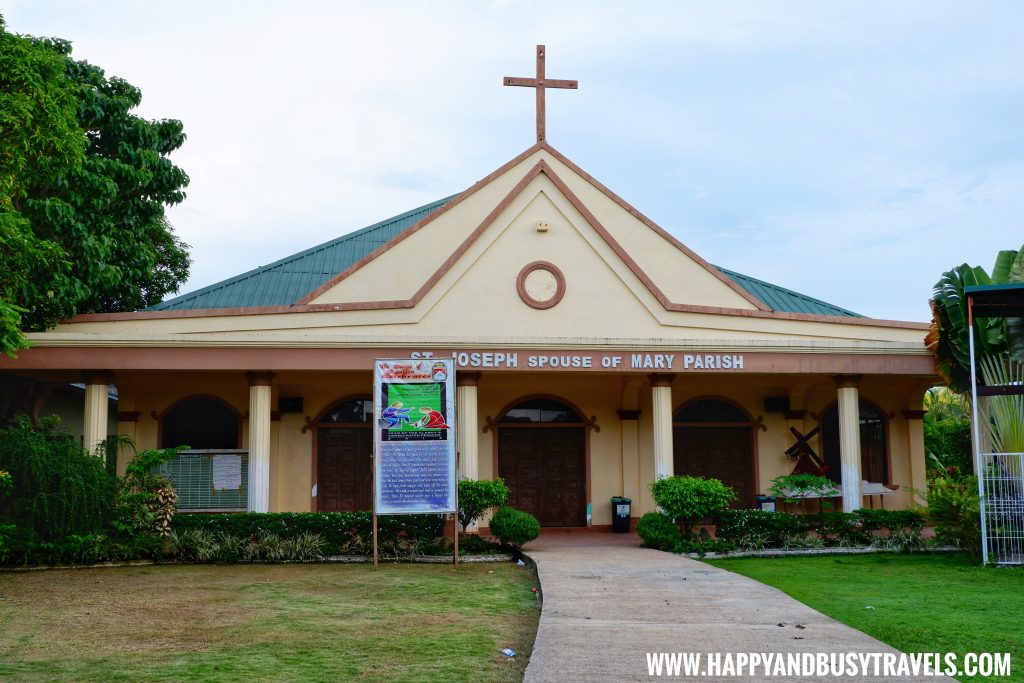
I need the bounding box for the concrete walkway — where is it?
[522,531,953,682]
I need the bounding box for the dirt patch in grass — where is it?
[0,563,539,682]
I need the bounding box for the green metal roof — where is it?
[153,197,862,318]
[150,196,457,311]
[715,266,863,317]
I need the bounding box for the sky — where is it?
[5,1,1022,322]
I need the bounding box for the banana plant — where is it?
[926,244,1024,392]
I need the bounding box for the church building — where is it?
[1,47,936,529]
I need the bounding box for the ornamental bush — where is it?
[925,473,981,560]
[112,445,184,538]
[650,476,736,538]
[713,509,807,549]
[636,511,682,550]
[0,416,117,540]
[488,507,541,548]
[805,511,871,547]
[457,478,509,531]
[171,511,443,557]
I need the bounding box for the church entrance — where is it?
[672,398,756,507]
[496,398,588,527]
[315,398,373,512]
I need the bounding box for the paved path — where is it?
[522,531,952,682]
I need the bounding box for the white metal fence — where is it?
[978,452,1024,565]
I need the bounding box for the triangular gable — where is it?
[303,144,766,317]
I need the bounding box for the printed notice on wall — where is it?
[212,453,242,491]
[374,358,456,514]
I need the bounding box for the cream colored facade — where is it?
[2,144,936,525]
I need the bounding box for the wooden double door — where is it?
[498,427,586,527]
[673,426,754,507]
[317,427,372,512]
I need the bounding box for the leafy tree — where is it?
[0,16,82,356]
[0,16,191,355]
[926,244,1024,391]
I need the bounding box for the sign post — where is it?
[372,358,458,566]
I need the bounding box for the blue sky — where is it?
[6,1,1022,322]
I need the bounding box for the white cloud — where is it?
[6,0,1024,321]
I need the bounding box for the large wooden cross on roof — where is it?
[504,45,578,143]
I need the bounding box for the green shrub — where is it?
[672,537,736,556]
[112,445,184,538]
[488,507,541,548]
[168,528,218,562]
[857,508,926,537]
[636,511,682,550]
[805,511,870,547]
[457,478,509,531]
[871,529,928,553]
[0,529,163,566]
[714,510,807,549]
[924,415,973,473]
[0,415,117,540]
[171,512,443,557]
[925,474,981,560]
[650,476,735,537]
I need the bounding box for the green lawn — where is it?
[0,562,539,682]
[707,553,1023,682]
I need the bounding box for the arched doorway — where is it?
[673,398,756,507]
[820,401,889,485]
[496,398,588,527]
[315,397,373,512]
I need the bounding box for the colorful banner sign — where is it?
[373,358,457,514]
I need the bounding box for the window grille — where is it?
[159,448,249,512]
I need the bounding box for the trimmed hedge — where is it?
[172,512,444,556]
[714,508,927,550]
[713,509,806,549]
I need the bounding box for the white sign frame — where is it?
[372,358,457,515]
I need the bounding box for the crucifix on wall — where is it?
[504,45,578,143]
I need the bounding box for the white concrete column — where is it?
[650,374,675,480]
[904,409,928,502]
[82,371,113,455]
[835,375,862,511]
[456,372,481,481]
[247,372,274,513]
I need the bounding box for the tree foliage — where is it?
[0,16,190,355]
[926,244,1024,391]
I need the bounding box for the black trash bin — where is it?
[611,497,631,533]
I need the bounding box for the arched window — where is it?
[161,397,239,449]
[499,398,583,424]
[159,397,244,512]
[319,398,374,424]
[820,401,889,484]
[673,398,756,507]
